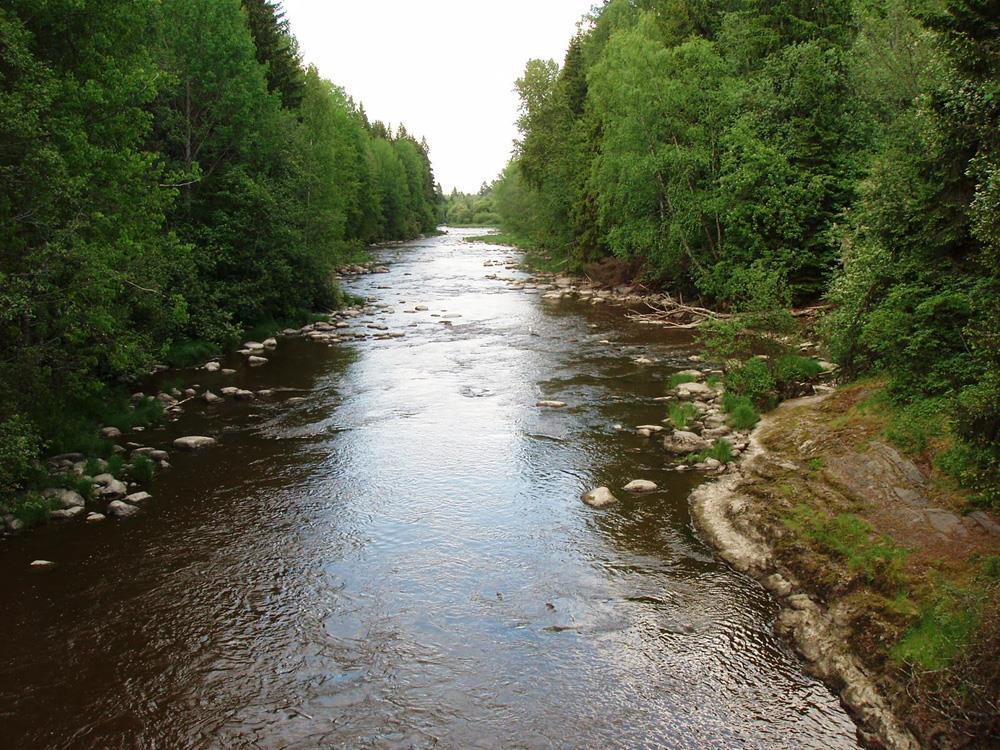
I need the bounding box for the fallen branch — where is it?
[625,297,730,329]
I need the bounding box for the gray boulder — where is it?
[663,430,709,455]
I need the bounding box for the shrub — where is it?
[773,355,823,384]
[725,358,776,408]
[690,439,735,464]
[106,454,126,478]
[163,339,219,368]
[129,455,155,484]
[0,415,43,504]
[667,402,697,429]
[12,492,55,528]
[882,397,950,455]
[728,404,759,430]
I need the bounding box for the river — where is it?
[0,229,861,749]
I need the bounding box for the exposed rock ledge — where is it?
[689,394,920,750]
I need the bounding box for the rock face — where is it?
[664,430,709,454]
[623,479,658,493]
[173,435,217,451]
[581,486,618,508]
[536,400,567,408]
[44,488,85,509]
[107,500,139,518]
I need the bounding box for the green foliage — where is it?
[773,355,823,383]
[725,358,777,408]
[667,402,698,430]
[785,506,910,587]
[0,0,439,482]
[892,583,983,670]
[11,493,55,529]
[106,454,126,479]
[689,439,735,464]
[882,397,951,455]
[443,186,497,226]
[723,393,761,430]
[0,416,43,503]
[129,455,155,485]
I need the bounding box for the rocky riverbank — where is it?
[689,387,999,749]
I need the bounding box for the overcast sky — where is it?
[281,0,596,193]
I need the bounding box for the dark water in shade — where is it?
[0,229,860,749]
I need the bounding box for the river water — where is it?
[0,229,860,749]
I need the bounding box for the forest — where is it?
[0,0,441,496]
[491,0,998,507]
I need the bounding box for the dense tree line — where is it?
[0,0,440,495]
[442,184,498,226]
[496,0,998,504]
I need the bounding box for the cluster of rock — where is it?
[576,364,753,510]
[581,479,659,508]
[335,261,389,277]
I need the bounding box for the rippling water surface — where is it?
[0,229,860,749]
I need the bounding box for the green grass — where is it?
[892,591,979,669]
[129,454,155,484]
[773,354,824,383]
[784,506,910,587]
[667,402,698,430]
[690,439,735,464]
[106,454,125,478]
[163,339,220,368]
[722,392,760,430]
[807,457,825,472]
[9,492,56,528]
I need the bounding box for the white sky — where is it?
[281,0,596,193]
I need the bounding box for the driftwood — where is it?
[626,299,831,329]
[625,297,731,329]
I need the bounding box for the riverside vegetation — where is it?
[477,0,997,746]
[1,0,442,518]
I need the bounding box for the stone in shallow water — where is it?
[49,506,85,520]
[536,400,567,408]
[30,560,56,570]
[623,479,658,493]
[107,500,139,518]
[125,491,152,504]
[247,355,268,367]
[663,430,709,455]
[173,436,217,451]
[581,487,618,508]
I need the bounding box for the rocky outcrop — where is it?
[689,395,922,750]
